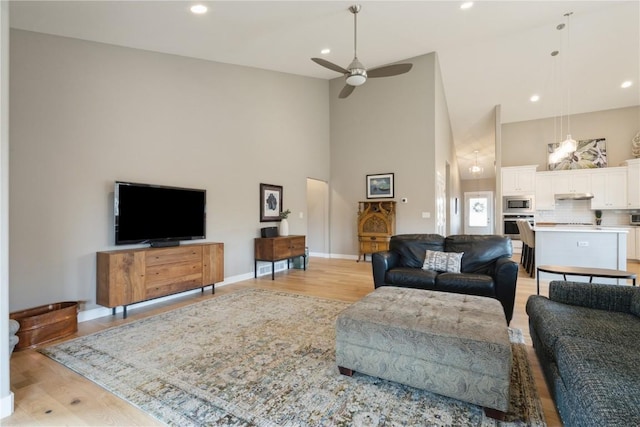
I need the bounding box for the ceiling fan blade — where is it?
[339,84,356,99]
[311,58,348,74]
[367,63,413,78]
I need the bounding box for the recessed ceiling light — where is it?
[190,4,208,14]
[621,80,633,89]
[321,48,331,55]
[460,2,474,10]
[530,94,540,102]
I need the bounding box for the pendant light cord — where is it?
[565,12,572,138]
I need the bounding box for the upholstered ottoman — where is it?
[336,286,511,417]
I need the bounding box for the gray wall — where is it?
[329,52,460,256]
[9,30,330,311]
[501,106,640,169]
[1,1,11,417]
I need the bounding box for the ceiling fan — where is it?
[311,4,413,99]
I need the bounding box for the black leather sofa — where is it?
[372,234,518,324]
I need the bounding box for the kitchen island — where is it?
[534,226,628,285]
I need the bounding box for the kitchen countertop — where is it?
[533,225,629,233]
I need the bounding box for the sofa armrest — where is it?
[371,251,399,288]
[493,257,518,325]
[549,280,636,313]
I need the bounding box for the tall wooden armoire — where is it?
[357,201,396,262]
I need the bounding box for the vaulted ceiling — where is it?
[9,1,640,180]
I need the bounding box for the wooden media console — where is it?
[97,242,224,317]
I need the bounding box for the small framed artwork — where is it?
[366,173,394,199]
[259,183,283,222]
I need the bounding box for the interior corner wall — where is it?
[9,30,330,312]
[1,1,13,419]
[501,106,640,169]
[434,53,461,235]
[329,53,439,256]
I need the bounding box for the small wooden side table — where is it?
[254,235,306,280]
[536,265,637,295]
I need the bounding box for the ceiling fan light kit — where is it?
[311,4,413,98]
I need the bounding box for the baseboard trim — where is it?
[0,392,14,419]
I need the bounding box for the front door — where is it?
[464,191,494,235]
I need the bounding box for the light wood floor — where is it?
[5,256,640,426]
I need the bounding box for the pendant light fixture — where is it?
[559,12,576,153]
[469,150,483,175]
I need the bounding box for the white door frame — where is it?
[464,191,494,235]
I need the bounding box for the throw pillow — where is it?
[422,250,464,273]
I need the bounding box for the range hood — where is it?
[554,193,594,201]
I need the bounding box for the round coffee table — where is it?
[536,265,637,294]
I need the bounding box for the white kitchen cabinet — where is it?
[535,169,591,210]
[627,227,637,260]
[624,159,640,209]
[590,167,627,209]
[535,172,556,210]
[502,165,537,195]
[553,169,591,195]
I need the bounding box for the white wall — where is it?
[306,178,328,255]
[1,1,13,419]
[434,54,461,235]
[9,30,330,311]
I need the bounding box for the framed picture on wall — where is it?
[259,183,283,222]
[366,173,394,199]
[547,138,607,170]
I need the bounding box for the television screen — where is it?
[115,181,206,245]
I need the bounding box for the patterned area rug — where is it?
[41,289,545,426]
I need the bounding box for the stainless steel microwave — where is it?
[503,195,534,213]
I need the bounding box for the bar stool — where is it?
[522,220,536,277]
[516,220,530,271]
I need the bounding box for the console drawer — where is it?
[145,260,203,286]
[145,246,202,266]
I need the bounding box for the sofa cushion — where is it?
[422,250,463,273]
[526,295,640,355]
[435,273,495,297]
[389,234,445,268]
[554,336,640,427]
[631,289,640,318]
[444,235,512,274]
[385,268,438,289]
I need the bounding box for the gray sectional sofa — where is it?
[526,280,640,426]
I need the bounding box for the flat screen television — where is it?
[114,181,206,246]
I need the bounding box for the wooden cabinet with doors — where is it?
[254,235,306,280]
[97,242,224,318]
[357,201,396,262]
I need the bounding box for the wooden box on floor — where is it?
[10,301,78,350]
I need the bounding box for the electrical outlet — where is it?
[577,241,589,247]
[422,212,431,219]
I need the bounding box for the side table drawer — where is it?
[359,238,389,254]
